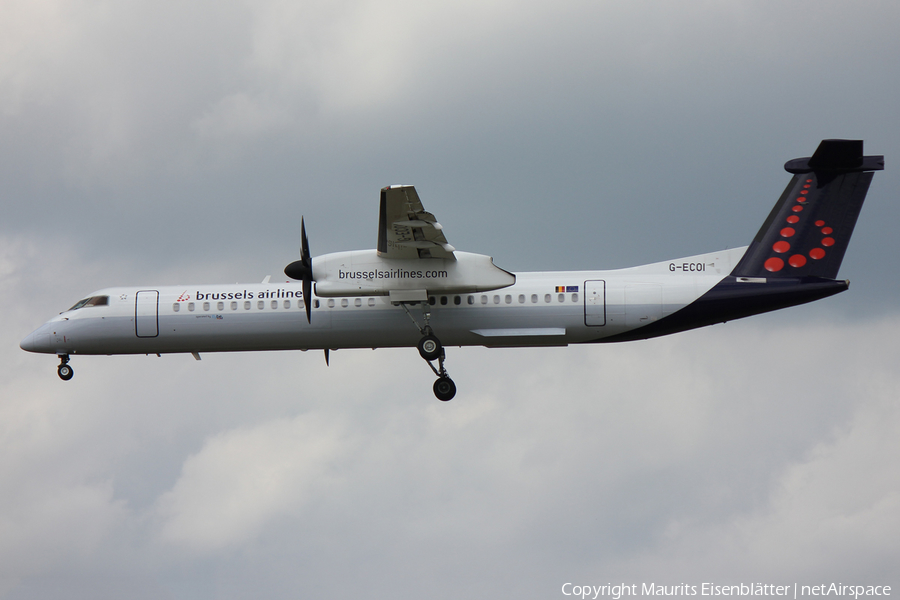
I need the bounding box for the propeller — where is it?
[284,217,313,323]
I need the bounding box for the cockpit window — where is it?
[68,298,90,311]
[67,295,109,311]
[85,296,109,307]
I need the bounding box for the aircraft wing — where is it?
[377,185,456,260]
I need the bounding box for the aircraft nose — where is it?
[19,332,35,352]
[20,324,53,354]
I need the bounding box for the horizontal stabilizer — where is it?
[785,139,885,174]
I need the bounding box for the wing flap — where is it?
[377,186,455,260]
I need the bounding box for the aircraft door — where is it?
[584,280,606,326]
[135,290,159,338]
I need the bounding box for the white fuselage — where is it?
[21,248,745,357]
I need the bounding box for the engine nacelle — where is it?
[312,250,515,297]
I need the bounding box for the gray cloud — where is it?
[3,1,898,291]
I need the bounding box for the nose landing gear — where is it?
[401,303,456,401]
[57,354,74,381]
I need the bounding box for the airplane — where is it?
[20,140,883,401]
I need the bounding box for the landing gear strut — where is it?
[401,303,456,401]
[57,354,73,381]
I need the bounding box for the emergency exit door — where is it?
[584,280,606,326]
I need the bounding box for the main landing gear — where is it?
[403,303,456,401]
[419,326,456,401]
[57,354,74,381]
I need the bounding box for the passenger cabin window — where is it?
[217,301,224,311]
[258,300,265,309]
[271,300,278,309]
[173,303,180,312]
[531,294,538,304]
[203,302,210,311]
[231,301,238,310]
[188,302,195,311]
[355,298,362,307]
[284,300,291,309]
[368,298,375,307]
[244,301,251,310]
[518,294,525,304]
[467,296,475,305]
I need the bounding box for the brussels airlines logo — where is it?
[338,268,448,280]
[176,291,191,302]
[194,289,300,301]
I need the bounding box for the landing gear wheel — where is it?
[433,376,456,401]
[418,334,442,361]
[57,364,74,381]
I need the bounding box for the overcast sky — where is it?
[2,1,899,598]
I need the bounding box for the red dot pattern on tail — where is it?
[765,257,784,272]
[759,177,842,271]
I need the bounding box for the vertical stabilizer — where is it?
[731,140,883,279]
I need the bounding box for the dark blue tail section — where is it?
[731,139,883,279]
[598,140,882,343]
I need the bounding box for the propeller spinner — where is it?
[284,217,314,323]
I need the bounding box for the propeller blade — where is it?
[303,277,312,324]
[301,216,312,323]
[284,216,314,323]
[301,217,310,265]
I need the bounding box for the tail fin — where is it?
[731,139,883,279]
